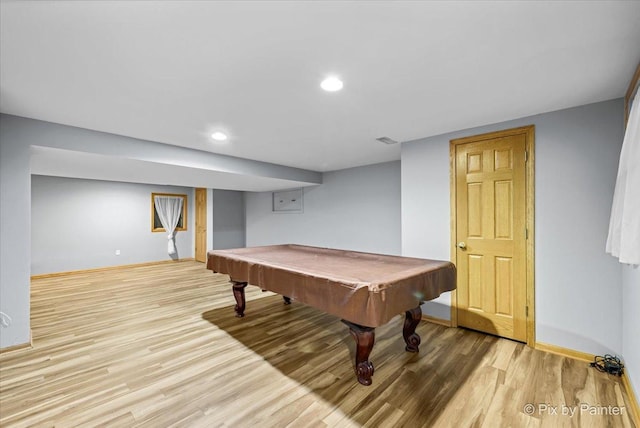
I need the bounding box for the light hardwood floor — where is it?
[0,261,635,427]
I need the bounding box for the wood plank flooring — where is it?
[0,261,636,427]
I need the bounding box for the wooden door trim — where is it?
[449,125,535,347]
[195,188,207,263]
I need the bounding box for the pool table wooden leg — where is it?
[342,320,375,386]
[231,281,248,317]
[403,306,422,352]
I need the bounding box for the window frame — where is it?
[151,192,188,232]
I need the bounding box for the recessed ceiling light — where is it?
[321,76,343,92]
[211,132,227,141]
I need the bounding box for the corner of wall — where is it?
[622,264,640,415]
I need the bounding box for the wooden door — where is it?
[452,127,533,343]
[195,188,207,263]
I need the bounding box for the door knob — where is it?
[457,242,467,249]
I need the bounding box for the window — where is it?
[151,193,187,232]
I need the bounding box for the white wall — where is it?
[402,98,624,357]
[31,176,195,275]
[246,161,401,256]
[212,189,246,249]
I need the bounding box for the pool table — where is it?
[206,244,456,385]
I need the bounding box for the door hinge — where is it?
[524,151,528,162]
[525,228,528,239]
[526,306,529,317]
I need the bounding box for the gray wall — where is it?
[402,98,624,358]
[622,265,640,401]
[31,176,195,275]
[400,136,454,320]
[212,189,246,249]
[0,119,31,347]
[246,161,401,256]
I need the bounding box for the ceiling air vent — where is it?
[376,137,399,145]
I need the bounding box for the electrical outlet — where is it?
[115,250,121,256]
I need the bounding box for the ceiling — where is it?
[2,1,640,173]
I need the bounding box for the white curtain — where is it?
[606,94,640,265]
[154,196,184,255]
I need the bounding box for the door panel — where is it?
[495,257,512,316]
[467,183,483,237]
[467,255,484,310]
[455,133,527,342]
[495,181,512,239]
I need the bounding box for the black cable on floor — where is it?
[590,354,624,376]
